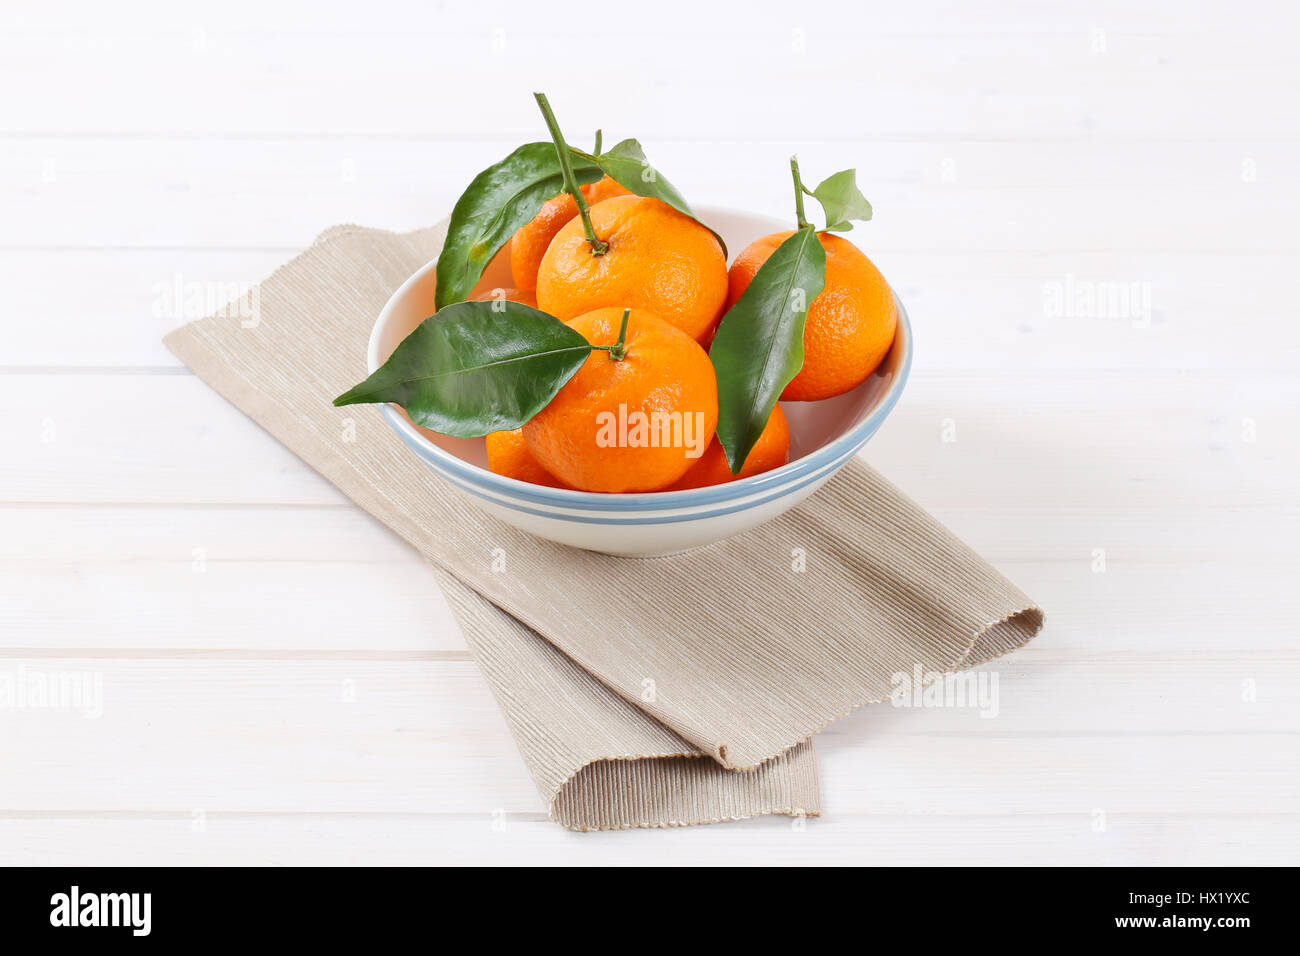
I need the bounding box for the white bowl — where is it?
[368,205,912,556]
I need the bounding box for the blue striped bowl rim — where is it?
[376,298,912,520]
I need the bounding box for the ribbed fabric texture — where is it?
[163,223,1042,830]
[439,564,819,830]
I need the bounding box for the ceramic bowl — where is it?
[368,205,911,556]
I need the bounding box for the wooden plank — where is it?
[1,248,294,367]
[4,0,1287,39]
[2,372,1293,509]
[3,512,1297,652]
[2,811,1294,866]
[3,502,1296,567]
[4,138,1297,252]
[0,659,1295,815]
[0,374,348,505]
[0,556,464,652]
[1,19,1296,140]
[5,247,1298,372]
[0,658,539,814]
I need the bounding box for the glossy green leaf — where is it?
[808,168,873,232]
[434,143,602,309]
[591,138,726,255]
[709,228,826,472]
[333,301,592,437]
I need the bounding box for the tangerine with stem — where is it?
[523,307,719,493]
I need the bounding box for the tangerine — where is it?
[536,195,728,343]
[668,403,789,490]
[509,176,629,293]
[727,231,896,400]
[523,307,718,493]
[485,428,569,488]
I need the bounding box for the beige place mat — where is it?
[164,222,1042,831]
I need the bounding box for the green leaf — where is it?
[591,139,727,256]
[808,168,873,232]
[709,228,826,473]
[333,301,592,437]
[434,143,602,309]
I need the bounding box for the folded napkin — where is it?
[164,222,1043,831]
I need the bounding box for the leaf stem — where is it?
[790,155,812,230]
[590,308,632,361]
[610,308,631,360]
[534,92,607,255]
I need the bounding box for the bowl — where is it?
[368,205,912,556]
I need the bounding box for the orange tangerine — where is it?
[668,403,789,490]
[485,428,569,488]
[523,307,718,493]
[727,231,896,400]
[536,195,728,343]
[509,176,629,293]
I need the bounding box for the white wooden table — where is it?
[3,0,1297,865]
